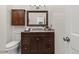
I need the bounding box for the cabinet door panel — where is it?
[38,37,49,53]
[30,37,38,54]
[39,35,54,54]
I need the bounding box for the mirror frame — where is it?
[27,11,48,27]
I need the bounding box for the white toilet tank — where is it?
[12,31,21,41]
[6,41,20,54]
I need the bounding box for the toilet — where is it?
[5,41,20,54]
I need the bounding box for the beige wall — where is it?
[52,6,66,53]
[0,5,7,52]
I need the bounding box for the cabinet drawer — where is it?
[21,32,54,36]
[21,34,37,38]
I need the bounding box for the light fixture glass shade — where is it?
[29,5,46,9]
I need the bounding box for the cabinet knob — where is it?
[49,48,51,50]
[25,40,27,42]
[36,38,39,40]
[25,48,27,50]
[48,40,51,42]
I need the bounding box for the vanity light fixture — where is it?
[29,5,46,9]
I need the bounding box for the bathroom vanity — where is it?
[21,30,55,54]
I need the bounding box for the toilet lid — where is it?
[6,41,20,48]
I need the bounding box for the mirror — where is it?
[27,11,48,27]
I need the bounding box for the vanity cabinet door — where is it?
[42,38,54,54]
[30,36,38,53]
[11,9,25,26]
[38,33,54,54]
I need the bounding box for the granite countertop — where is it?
[23,29,55,33]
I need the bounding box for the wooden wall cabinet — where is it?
[11,9,25,26]
[21,32,55,54]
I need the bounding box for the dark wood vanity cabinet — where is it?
[11,9,25,26]
[21,32,55,54]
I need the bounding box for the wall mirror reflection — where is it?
[27,11,48,27]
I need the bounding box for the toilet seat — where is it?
[6,41,20,49]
